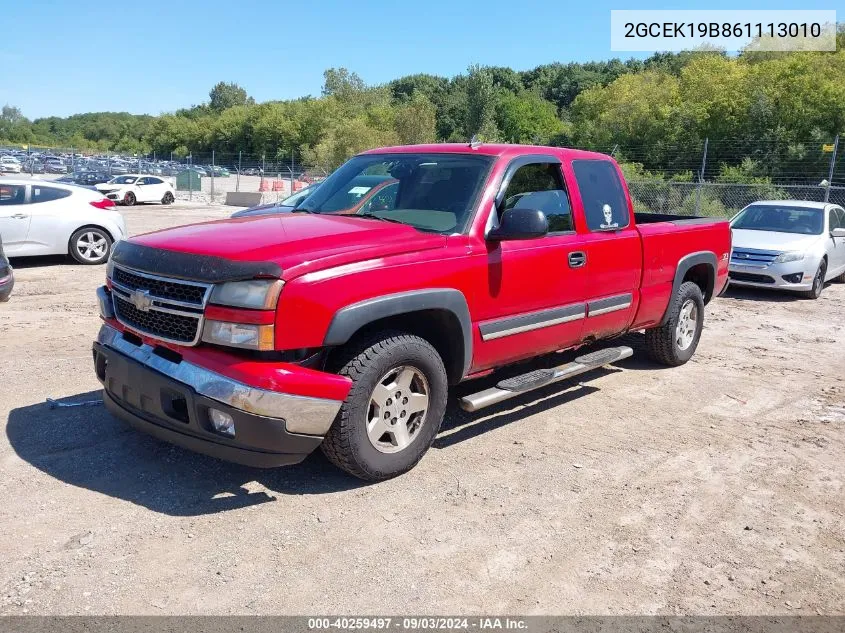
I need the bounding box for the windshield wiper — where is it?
[357,212,406,225]
[290,206,316,214]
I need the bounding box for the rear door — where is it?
[566,159,642,340]
[144,177,168,202]
[0,183,32,254]
[472,156,587,370]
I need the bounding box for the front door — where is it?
[473,158,587,371]
[0,183,32,254]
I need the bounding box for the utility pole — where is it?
[824,134,839,203]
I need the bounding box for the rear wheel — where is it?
[645,281,705,366]
[123,191,136,206]
[161,191,174,205]
[69,227,112,265]
[801,260,826,299]
[322,332,448,481]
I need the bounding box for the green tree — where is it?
[496,91,564,144]
[394,93,437,144]
[464,65,499,141]
[209,82,253,112]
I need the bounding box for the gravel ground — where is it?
[0,203,843,615]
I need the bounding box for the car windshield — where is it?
[108,176,137,184]
[297,153,493,233]
[280,184,318,207]
[731,205,824,235]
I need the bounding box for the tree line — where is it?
[2,30,843,181]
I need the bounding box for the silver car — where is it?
[729,200,845,299]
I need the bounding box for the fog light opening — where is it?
[208,408,235,437]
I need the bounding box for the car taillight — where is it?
[90,198,114,209]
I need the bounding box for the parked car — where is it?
[0,157,22,173]
[729,200,845,299]
[230,182,320,218]
[0,234,13,301]
[44,160,68,174]
[58,171,113,187]
[0,178,125,265]
[95,174,175,206]
[92,143,731,480]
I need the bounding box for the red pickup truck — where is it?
[93,143,731,481]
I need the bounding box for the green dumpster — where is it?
[176,170,201,192]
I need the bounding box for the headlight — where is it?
[773,252,805,264]
[202,320,275,350]
[209,279,283,309]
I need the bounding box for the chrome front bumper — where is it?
[96,323,342,436]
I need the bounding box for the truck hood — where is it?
[731,228,821,252]
[129,214,447,279]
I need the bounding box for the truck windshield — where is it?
[297,153,494,233]
[731,205,823,235]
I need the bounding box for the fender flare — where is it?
[660,251,717,325]
[323,288,473,379]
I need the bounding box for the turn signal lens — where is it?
[201,320,275,351]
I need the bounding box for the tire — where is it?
[161,191,174,205]
[69,227,112,265]
[321,331,448,481]
[123,191,136,206]
[645,281,705,367]
[801,260,826,299]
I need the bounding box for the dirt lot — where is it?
[0,202,843,615]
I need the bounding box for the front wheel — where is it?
[123,191,136,206]
[801,261,826,299]
[69,227,112,265]
[645,281,705,366]
[322,332,448,481]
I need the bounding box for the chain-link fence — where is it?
[3,135,842,209]
[628,182,845,218]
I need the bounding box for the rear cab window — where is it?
[572,159,630,231]
[0,184,26,205]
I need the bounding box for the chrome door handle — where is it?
[11,214,28,219]
[568,251,587,268]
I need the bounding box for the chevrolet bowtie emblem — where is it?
[129,289,154,312]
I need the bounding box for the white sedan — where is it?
[729,200,845,299]
[95,174,175,206]
[0,178,126,265]
[0,157,22,174]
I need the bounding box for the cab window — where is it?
[31,186,71,203]
[500,162,573,233]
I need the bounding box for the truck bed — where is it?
[634,212,728,225]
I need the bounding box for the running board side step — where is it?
[459,346,633,412]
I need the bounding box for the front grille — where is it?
[113,295,201,343]
[113,266,207,305]
[730,248,779,266]
[110,265,211,345]
[729,272,776,284]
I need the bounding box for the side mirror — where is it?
[831,228,845,238]
[487,207,548,241]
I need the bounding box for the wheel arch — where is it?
[659,251,717,326]
[324,289,472,385]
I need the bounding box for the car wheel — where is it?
[69,227,112,265]
[645,281,705,367]
[322,331,448,481]
[801,260,827,299]
[161,191,174,205]
[123,191,136,206]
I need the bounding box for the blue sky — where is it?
[0,0,829,119]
